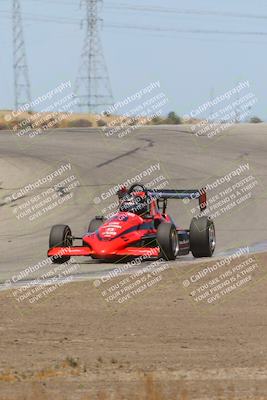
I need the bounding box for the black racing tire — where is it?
[190,216,216,258]
[49,224,72,264]
[157,223,179,261]
[88,217,105,233]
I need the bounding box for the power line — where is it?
[105,3,267,21]
[3,1,267,23]
[0,10,81,24]
[105,22,267,37]
[4,0,267,22]
[3,10,267,38]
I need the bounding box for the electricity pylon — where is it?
[13,0,32,111]
[75,0,114,113]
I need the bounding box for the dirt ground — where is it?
[1,252,267,400]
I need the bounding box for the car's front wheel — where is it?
[49,224,72,264]
[157,223,179,260]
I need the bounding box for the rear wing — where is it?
[148,189,207,211]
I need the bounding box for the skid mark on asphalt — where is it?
[96,136,154,168]
[96,147,141,168]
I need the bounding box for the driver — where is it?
[119,194,148,216]
[117,186,148,216]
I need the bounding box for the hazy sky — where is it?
[1,0,267,119]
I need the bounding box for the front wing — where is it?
[47,246,160,259]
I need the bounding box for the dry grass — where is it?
[0,357,81,384]
[0,374,189,400]
[0,110,192,131]
[0,110,118,130]
[1,373,266,400]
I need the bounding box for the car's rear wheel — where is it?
[49,224,72,264]
[190,216,216,258]
[157,223,179,260]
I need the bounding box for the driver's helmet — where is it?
[119,193,148,216]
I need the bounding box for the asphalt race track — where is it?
[0,124,267,285]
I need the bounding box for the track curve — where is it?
[0,124,267,284]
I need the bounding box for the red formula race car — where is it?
[47,184,216,263]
